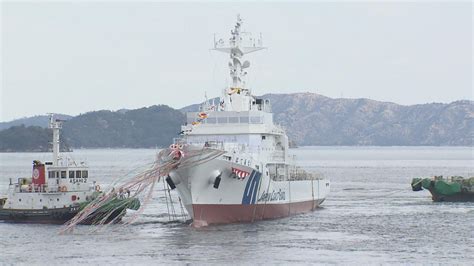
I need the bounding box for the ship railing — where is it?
[289,170,325,181]
[226,143,247,152]
[271,150,285,161]
[271,156,285,161]
[173,137,187,146]
[269,172,325,182]
[17,183,48,193]
[47,186,60,193]
[204,140,225,150]
[309,172,326,180]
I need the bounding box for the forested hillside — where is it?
[1,93,472,151]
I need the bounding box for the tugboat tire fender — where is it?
[60,186,68,192]
[95,185,101,192]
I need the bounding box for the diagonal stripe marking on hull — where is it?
[241,170,256,205]
[250,172,261,204]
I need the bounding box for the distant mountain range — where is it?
[264,93,473,146]
[0,114,72,131]
[0,93,472,151]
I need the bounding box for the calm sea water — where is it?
[1,147,473,264]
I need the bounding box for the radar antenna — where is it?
[213,15,266,112]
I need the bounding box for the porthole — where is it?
[57,198,59,201]
[19,198,21,202]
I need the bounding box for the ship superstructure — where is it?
[166,16,330,227]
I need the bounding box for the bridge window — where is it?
[69,171,74,178]
[82,171,88,178]
[240,116,249,123]
[61,171,67,179]
[76,170,82,178]
[228,117,239,123]
[51,171,60,178]
[206,117,217,124]
[250,116,262,124]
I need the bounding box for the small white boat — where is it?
[0,115,139,224]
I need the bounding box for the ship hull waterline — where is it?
[190,199,326,227]
[0,207,126,225]
[428,188,474,202]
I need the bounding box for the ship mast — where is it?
[213,15,265,112]
[49,114,63,166]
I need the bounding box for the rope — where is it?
[260,169,272,220]
[59,146,225,234]
[412,178,424,187]
[349,189,407,200]
[163,178,171,221]
[288,171,291,216]
[178,196,188,221]
[167,184,177,221]
[311,176,315,211]
[251,167,263,222]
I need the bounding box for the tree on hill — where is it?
[62,105,185,148]
[0,125,70,152]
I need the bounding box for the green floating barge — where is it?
[411,176,474,202]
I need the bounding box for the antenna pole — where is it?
[211,15,266,112]
[49,114,63,166]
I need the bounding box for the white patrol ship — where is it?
[165,16,330,227]
[0,115,138,224]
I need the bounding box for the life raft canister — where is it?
[198,112,208,119]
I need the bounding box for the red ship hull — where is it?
[191,199,325,227]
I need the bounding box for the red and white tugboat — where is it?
[0,115,138,224]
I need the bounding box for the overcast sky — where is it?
[1,1,472,122]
